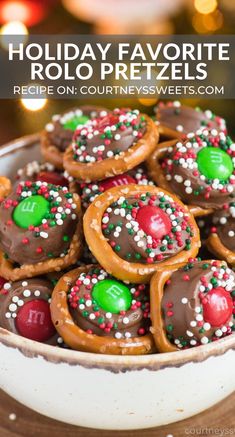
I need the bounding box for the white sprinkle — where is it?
[190,340,197,346]
[190,321,197,327]
[185,187,193,194]
[40,232,48,239]
[9,303,17,312]
[186,330,194,337]
[215,329,223,337]
[181,297,188,304]
[3,283,11,290]
[12,296,19,303]
[123,317,129,325]
[201,336,209,344]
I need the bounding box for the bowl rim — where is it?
[1,327,235,371]
[0,133,235,371]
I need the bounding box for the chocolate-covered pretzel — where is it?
[150,259,235,352]
[0,181,82,280]
[63,109,159,182]
[0,277,66,346]
[51,265,155,354]
[83,184,200,283]
[154,101,227,140]
[147,129,235,216]
[41,106,108,169]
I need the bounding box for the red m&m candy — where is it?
[15,299,56,342]
[202,287,233,327]
[99,174,135,191]
[37,171,68,187]
[97,114,119,130]
[136,206,171,240]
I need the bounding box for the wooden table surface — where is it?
[0,389,234,437]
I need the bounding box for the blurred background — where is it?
[0,0,234,145]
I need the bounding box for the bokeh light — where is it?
[0,20,28,50]
[192,10,223,33]
[0,20,28,35]
[21,98,48,111]
[1,2,30,23]
[194,0,217,15]
[0,1,50,27]
[138,98,158,106]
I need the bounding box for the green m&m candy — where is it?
[13,195,50,229]
[62,115,89,131]
[197,147,233,181]
[92,279,132,314]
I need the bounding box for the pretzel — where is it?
[0,230,82,281]
[41,131,64,170]
[63,112,159,182]
[146,140,214,218]
[50,265,155,355]
[83,184,200,284]
[157,125,183,141]
[150,259,235,352]
[0,185,83,281]
[206,233,235,266]
[0,177,12,200]
[150,265,178,353]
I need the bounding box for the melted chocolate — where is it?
[68,266,150,339]
[102,191,194,264]
[162,260,235,348]
[0,277,62,345]
[154,101,226,137]
[72,109,146,163]
[162,129,235,209]
[0,181,78,265]
[211,205,235,251]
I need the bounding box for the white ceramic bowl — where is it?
[0,134,235,430]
